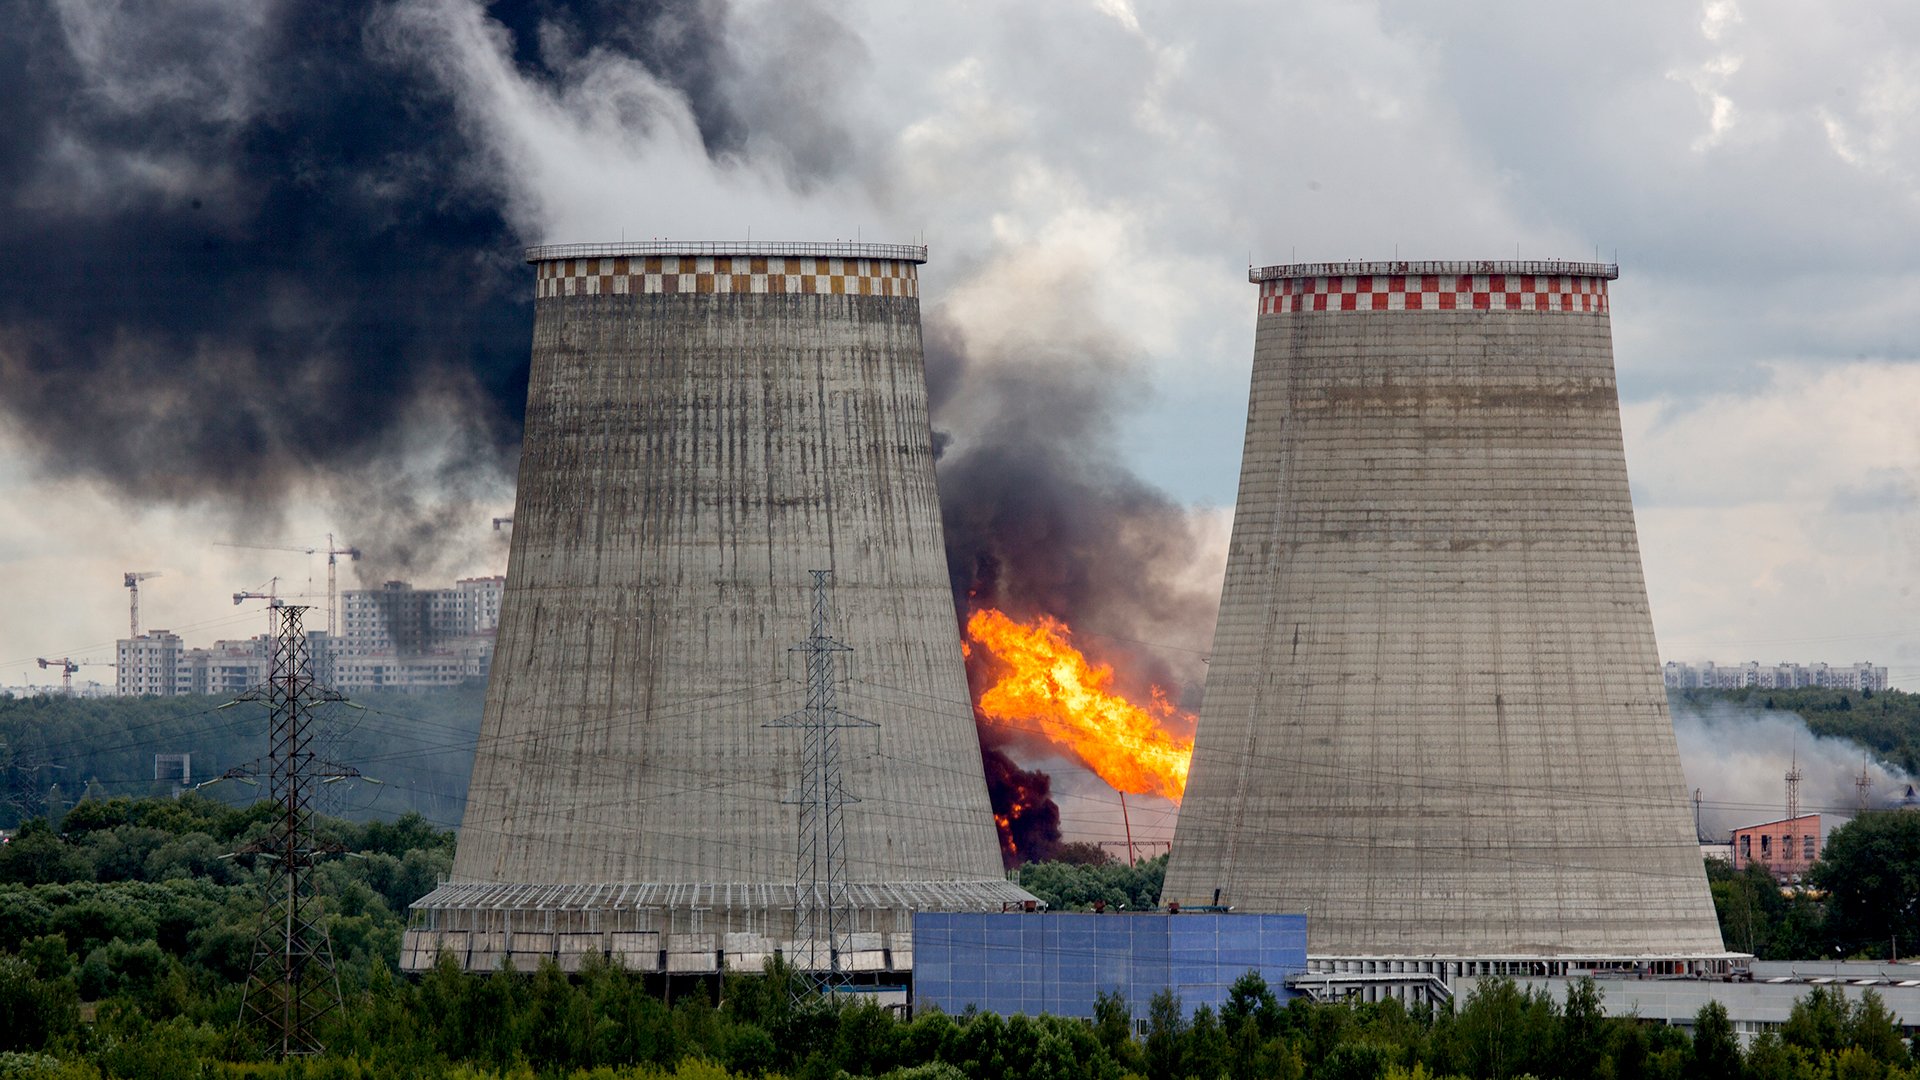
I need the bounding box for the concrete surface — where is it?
[423,245,1015,969]
[1163,262,1725,958]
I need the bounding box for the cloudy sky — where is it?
[4,0,1918,724]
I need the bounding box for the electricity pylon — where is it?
[224,605,358,1057]
[767,571,874,991]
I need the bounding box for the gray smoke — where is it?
[929,308,1220,715]
[1672,698,1916,840]
[0,0,838,593]
[926,297,1221,842]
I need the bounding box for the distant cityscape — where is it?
[111,576,504,696]
[1661,659,1889,692]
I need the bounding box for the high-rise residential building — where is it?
[1664,660,1889,692]
[113,577,505,697]
[117,631,184,696]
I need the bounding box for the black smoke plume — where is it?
[929,310,1220,841]
[0,0,732,569]
[3,3,1221,844]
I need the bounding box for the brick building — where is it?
[1732,813,1822,881]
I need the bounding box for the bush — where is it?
[78,940,171,1002]
[0,955,79,1052]
[1320,1042,1392,1080]
[0,821,91,886]
[722,1024,778,1077]
[91,1015,226,1080]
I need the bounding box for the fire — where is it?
[966,608,1193,803]
[982,745,1060,866]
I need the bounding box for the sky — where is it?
[3,3,1919,843]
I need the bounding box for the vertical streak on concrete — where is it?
[452,247,1005,899]
[1164,263,1726,956]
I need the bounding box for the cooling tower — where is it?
[1164,261,1727,964]
[405,242,1023,974]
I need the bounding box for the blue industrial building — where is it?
[912,912,1308,1020]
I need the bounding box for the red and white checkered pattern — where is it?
[1259,273,1608,315]
[535,255,918,300]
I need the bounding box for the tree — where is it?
[1320,1041,1392,1080]
[1052,841,1114,866]
[1846,989,1909,1068]
[0,953,78,1051]
[1187,1004,1227,1080]
[1093,988,1138,1071]
[1452,977,1555,1080]
[0,818,91,885]
[1745,1031,1819,1080]
[1813,812,1920,959]
[1690,1000,1742,1080]
[1143,989,1185,1080]
[1558,978,1606,1079]
[1780,986,1850,1057]
[1222,970,1283,1039]
[1017,852,1169,912]
[1707,858,1827,959]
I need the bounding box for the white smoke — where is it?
[1671,698,1914,841]
[373,0,879,247]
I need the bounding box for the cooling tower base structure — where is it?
[406,242,1028,974]
[1163,261,1732,967]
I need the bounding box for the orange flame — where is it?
[966,608,1193,803]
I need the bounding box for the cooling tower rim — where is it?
[1249,259,1619,283]
[526,241,928,264]
[1304,951,1751,962]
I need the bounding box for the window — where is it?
[1804,835,1817,860]
[1761,835,1771,860]
[1740,835,1751,858]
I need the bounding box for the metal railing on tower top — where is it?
[1250,259,1619,282]
[526,241,929,264]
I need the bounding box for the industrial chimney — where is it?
[1163,262,1729,976]
[405,242,1023,975]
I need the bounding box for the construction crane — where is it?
[36,658,80,695]
[233,579,285,638]
[215,535,360,636]
[123,571,161,638]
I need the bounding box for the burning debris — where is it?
[981,745,1062,867]
[966,608,1194,803]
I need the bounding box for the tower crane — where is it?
[233,579,284,639]
[36,657,80,695]
[123,571,161,638]
[215,535,360,636]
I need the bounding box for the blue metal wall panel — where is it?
[911,913,1306,1020]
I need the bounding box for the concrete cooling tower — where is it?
[1163,262,1729,975]
[403,242,1025,975]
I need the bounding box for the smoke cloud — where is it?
[931,325,1218,694]
[1671,698,1917,840]
[4,2,1224,848]
[0,0,789,589]
[927,259,1226,852]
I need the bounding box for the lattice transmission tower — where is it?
[767,570,874,989]
[225,605,359,1057]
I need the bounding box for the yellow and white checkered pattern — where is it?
[534,255,918,300]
